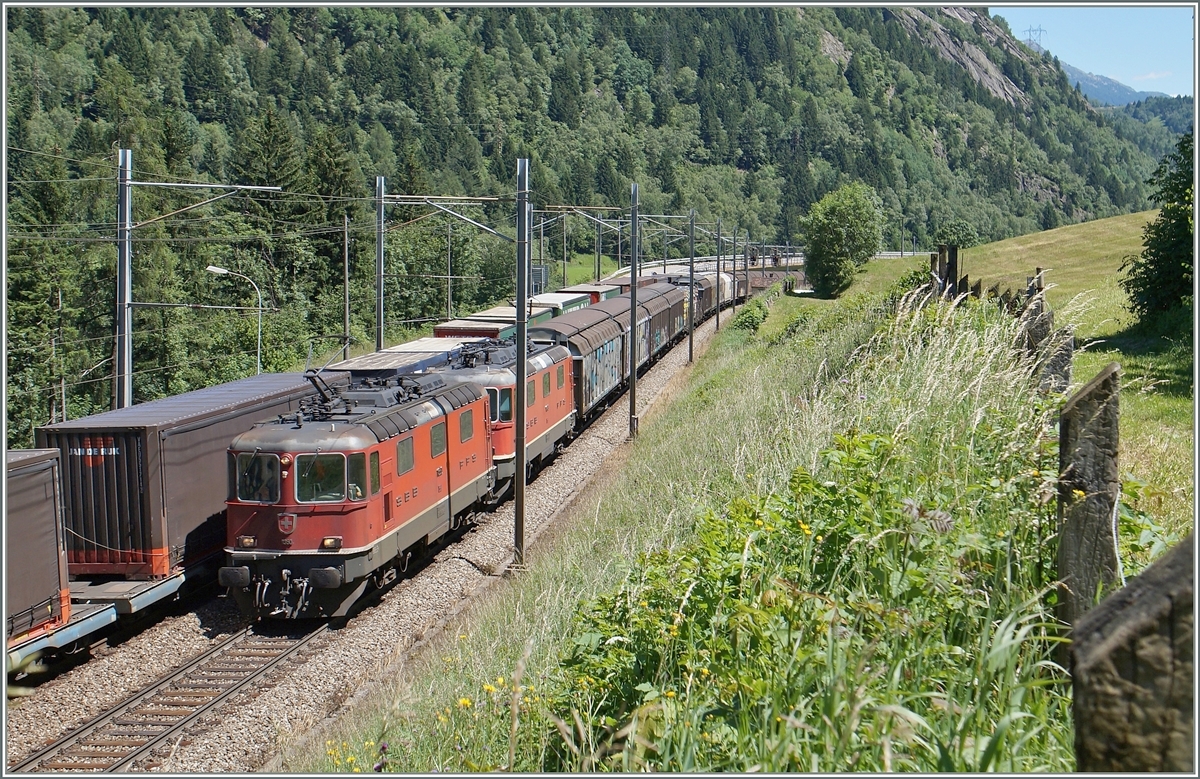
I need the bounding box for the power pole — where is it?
[688,209,695,364]
[447,222,453,320]
[629,183,639,440]
[343,214,350,361]
[515,159,531,567]
[595,219,601,282]
[376,175,385,352]
[715,218,722,331]
[115,149,133,408]
[562,212,568,289]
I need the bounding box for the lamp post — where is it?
[207,265,262,374]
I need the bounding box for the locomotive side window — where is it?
[347,453,367,501]
[543,372,551,397]
[459,409,474,443]
[499,388,513,421]
[527,379,536,407]
[370,451,381,494]
[235,452,281,504]
[486,388,499,422]
[557,364,564,389]
[396,437,414,474]
[296,453,346,503]
[431,421,447,457]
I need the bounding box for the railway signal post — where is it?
[629,182,639,440]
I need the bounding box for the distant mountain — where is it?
[1019,39,1173,106]
[1060,61,1171,106]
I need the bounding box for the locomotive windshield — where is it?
[296,453,346,502]
[235,452,281,503]
[485,388,513,423]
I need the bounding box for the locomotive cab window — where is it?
[459,409,474,443]
[499,388,513,421]
[431,421,447,457]
[347,453,367,501]
[296,453,346,503]
[235,452,281,504]
[396,437,414,475]
[527,379,536,407]
[543,372,551,397]
[557,364,565,389]
[486,388,499,422]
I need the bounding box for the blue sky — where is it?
[990,6,1196,97]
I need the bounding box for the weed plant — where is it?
[306,283,1099,773]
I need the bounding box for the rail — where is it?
[8,623,328,773]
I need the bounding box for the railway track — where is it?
[8,623,327,773]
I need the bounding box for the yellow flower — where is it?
[348,756,356,764]
[496,676,505,685]
[699,668,709,676]
[1072,489,1086,499]
[755,519,764,526]
[640,601,649,607]
[458,634,467,640]
[458,697,472,708]
[483,683,497,693]
[803,527,813,536]
[665,690,676,698]
[816,535,823,542]
[437,714,447,723]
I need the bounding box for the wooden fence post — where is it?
[1071,533,1193,771]
[1039,328,1074,393]
[1018,290,1054,358]
[1057,362,1122,629]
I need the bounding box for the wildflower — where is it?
[458,697,472,708]
[665,690,676,698]
[816,535,823,542]
[365,742,374,748]
[496,676,505,685]
[458,634,467,640]
[374,763,384,772]
[437,714,447,723]
[483,683,497,694]
[640,601,649,608]
[348,756,356,764]
[699,668,709,676]
[803,526,813,536]
[754,519,764,526]
[379,742,388,754]
[1072,489,1086,499]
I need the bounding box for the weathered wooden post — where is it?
[970,279,982,299]
[1057,362,1122,629]
[1018,290,1054,358]
[1071,534,1193,772]
[947,244,959,295]
[1039,328,1074,394]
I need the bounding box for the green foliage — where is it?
[730,297,769,332]
[801,182,883,297]
[933,218,980,249]
[1120,131,1194,329]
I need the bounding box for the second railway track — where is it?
[9,624,327,773]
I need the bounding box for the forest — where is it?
[5,6,1190,447]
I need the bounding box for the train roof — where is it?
[36,373,347,432]
[6,448,60,470]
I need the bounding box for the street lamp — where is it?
[207,265,262,374]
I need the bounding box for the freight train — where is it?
[6,271,748,661]
[216,281,707,619]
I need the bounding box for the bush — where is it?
[801,183,883,297]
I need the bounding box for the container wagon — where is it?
[35,373,349,604]
[467,305,555,327]
[433,318,517,340]
[556,284,621,304]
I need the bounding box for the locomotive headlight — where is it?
[279,454,292,466]
[237,535,257,549]
[320,536,343,550]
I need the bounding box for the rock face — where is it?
[889,8,1032,109]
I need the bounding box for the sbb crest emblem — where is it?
[278,513,296,535]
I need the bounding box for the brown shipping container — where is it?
[6,449,70,644]
[36,373,347,580]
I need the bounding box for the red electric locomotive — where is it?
[219,339,577,620]
[217,371,494,618]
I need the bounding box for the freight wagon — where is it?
[557,283,620,304]
[35,373,349,596]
